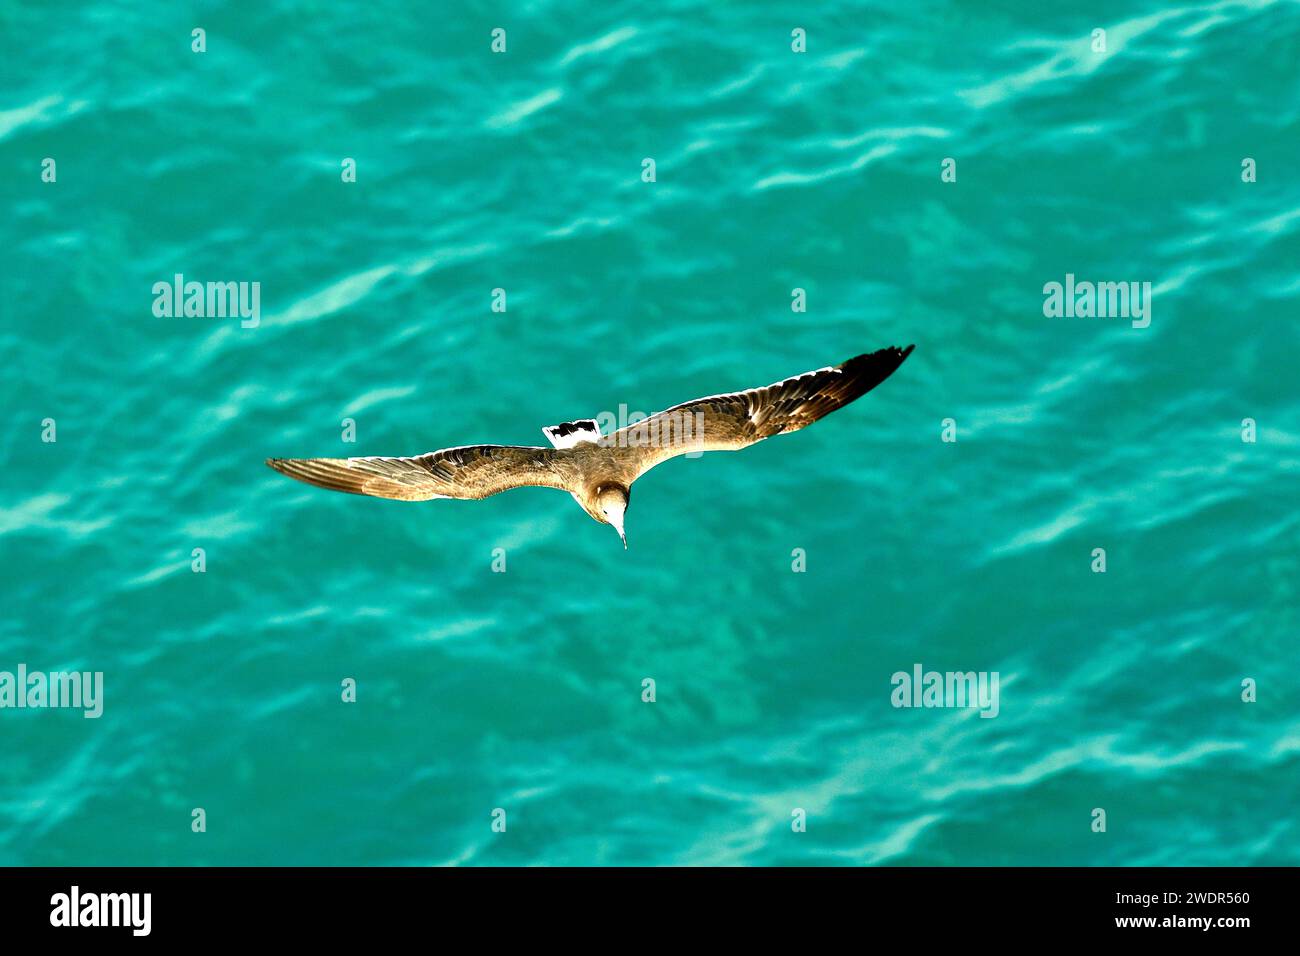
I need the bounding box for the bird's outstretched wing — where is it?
[266,444,570,501]
[612,345,914,479]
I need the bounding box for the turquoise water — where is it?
[2,1,1298,866]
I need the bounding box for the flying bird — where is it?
[266,345,914,547]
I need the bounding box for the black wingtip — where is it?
[844,344,914,373]
[832,345,915,401]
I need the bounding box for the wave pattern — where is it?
[1,0,1298,865]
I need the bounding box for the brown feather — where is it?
[611,345,914,478]
[266,445,569,501]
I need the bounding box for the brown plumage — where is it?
[265,445,568,502]
[266,345,914,546]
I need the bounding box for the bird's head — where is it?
[589,483,630,548]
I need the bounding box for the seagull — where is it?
[266,345,914,548]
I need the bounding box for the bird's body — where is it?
[267,345,914,547]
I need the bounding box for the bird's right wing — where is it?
[266,444,570,501]
[612,345,914,479]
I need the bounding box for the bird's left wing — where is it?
[611,345,914,480]
[266,444,570,501]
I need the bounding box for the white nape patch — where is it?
[542,418,602,449]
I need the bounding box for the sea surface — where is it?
[1,1,1298,866]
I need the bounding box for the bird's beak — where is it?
[608,509,627,549]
